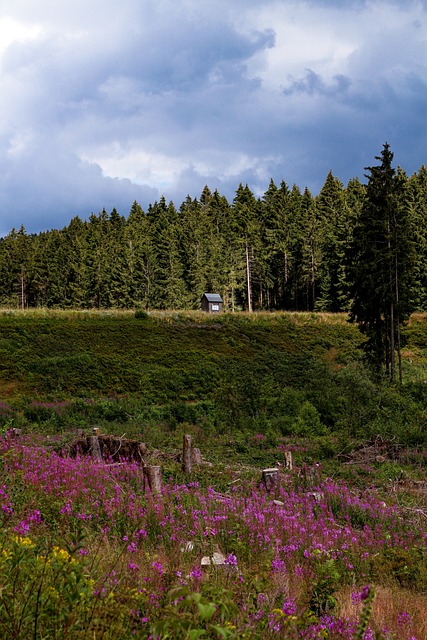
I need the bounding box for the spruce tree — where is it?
[348,143,414,381]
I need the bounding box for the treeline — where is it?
[2,166,427,311]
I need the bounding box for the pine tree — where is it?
[125,201,153,308]
[180,194,213,307]
[348,143,415,381]
[84,210,111,308]
[315,172,351,311]
[300,188,320,311]
[147,198,189,309]
[0,225,32,307]
[63,216,88,307]
[232,184,262,311]
[261,179,294,309]
[408,166,427,310]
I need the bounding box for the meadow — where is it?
[1,309,427,638]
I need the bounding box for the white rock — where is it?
[201,551,226,566]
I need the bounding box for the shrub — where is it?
[134,309,148,319]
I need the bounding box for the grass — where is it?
[0,308,363,401]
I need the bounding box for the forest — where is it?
[2,148,427,316]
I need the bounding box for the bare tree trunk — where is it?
[395,250,403,384]
[390,301,395,383]
[284,251,288,308]
[385,314,390,377]
[311,242,316,311]
[246,241,252,312]
[21,266,25,310]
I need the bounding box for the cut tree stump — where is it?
[284,451,293,470]
[262,467,279,491]
[182,434,192,474]
[144,465,162,495]
[192,447,202,465]
[88,436,102,461]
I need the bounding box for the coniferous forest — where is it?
[2,146,427,317]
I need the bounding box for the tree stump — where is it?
[138,443,148,464]
[284,451,293,470]
[88,436,102,461]
[192,447,202,465]
[138,442,148,456]
[182,434,192,474]
[262,467,279,491]
[144,465,162,495]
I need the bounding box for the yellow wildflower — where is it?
[14,536,35,548]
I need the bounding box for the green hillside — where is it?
[0,310,361,397]
[1,309,427,451]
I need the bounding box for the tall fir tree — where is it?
[348,143,415,381]
[0,225,32,307]
[147,198,189,309]
[315,172,351,311]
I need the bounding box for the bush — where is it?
[134,309,148,319]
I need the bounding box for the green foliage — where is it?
[2,311,427,450]
[134,309,148,319]
[293,401,325,437]
[307,552,341,616]
[0,534,93,638]
[150,586,237,639]
[371,546,427,590]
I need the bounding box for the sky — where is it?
[1,0,427,236]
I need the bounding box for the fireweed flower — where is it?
[397,612,412,625]
[224,553,237,567]
[0,441,424,637]
[189,566,202,580]
[271,557,286,572]
[360,585,371,601]
[151,561,163,575]
[14,521,30,535]
[351,590,361,604]
[282,599,297,616]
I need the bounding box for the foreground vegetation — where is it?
[1,430,426,639]
[0,309,427,638]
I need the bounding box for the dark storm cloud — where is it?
[1,0,427,235]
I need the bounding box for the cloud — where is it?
[282,70,352,96]
[0,135,158,236]
[1,0,427,235]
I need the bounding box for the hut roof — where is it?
[202,293,223,303]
